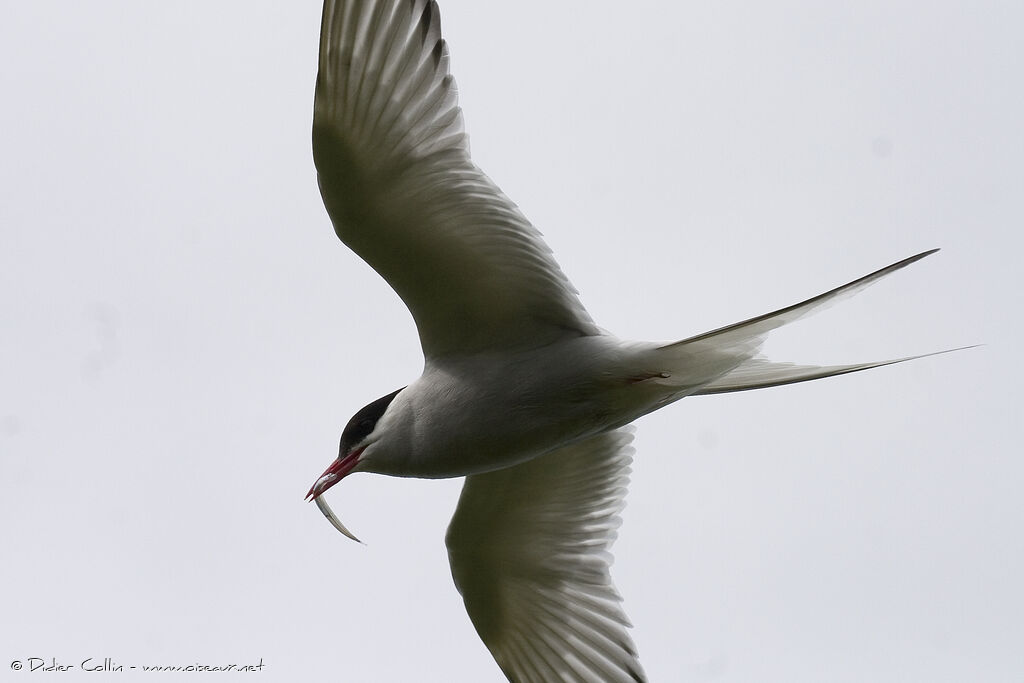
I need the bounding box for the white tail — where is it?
[652,250,956,396]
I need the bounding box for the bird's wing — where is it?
[313,0,599,358]
[445,428,646,683]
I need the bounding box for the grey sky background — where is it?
[2,1,1021,681]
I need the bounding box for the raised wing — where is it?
[445,428,646,683]
[313,0,599,358]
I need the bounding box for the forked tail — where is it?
[655,249,962,396]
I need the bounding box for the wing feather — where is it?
[314,0,598,358]
[446,428,646,683]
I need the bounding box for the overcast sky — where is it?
[2,1,1021,681]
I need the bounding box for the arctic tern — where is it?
[305,1,951,680]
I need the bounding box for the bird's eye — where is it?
[343,417,377,448]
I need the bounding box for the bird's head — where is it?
[305,387,405,543]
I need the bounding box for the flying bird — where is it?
[306,1,948,680]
